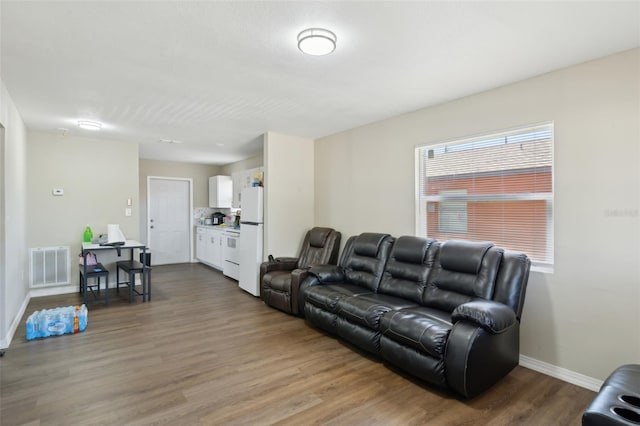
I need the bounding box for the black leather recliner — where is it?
[299,232,395,329]
[300,234,531,398]
[260,227,341,315]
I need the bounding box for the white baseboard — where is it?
[520,354,602,392]
[0,292,31,349]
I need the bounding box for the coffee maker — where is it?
[211,212,226,225]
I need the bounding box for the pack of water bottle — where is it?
[26,304,88,340]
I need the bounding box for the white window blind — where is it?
[416,123,554,270]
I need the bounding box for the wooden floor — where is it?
[1,263,595,425]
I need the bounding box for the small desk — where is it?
[81,240,149,305]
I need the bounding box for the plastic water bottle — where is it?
[83,225,93,243]
[25,304,88,340]
[25,311,38,340]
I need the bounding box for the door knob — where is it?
[150,219,154,223]
[150,226,154,229]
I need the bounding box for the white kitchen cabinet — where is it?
[196,227,207,260]
[209,175,232,208]
[210,228,223,269]
[231,167,263,208]
[196,226,224,270]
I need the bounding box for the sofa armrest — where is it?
[290,268,310,315]
[308,265,345,283]
[452,300,516,334]
[445,321,520,398]
[275,256,299,264]
[260,258,299,276]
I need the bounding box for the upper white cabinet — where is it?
[232,167,263,208]
[209,175,232,208]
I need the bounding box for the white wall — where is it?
[0,80,29,348]
[264,132,314,257]
[27,131,140,290]
[219,155,263,176]
[315,49,640,381]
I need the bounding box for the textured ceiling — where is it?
[1,1,638,165]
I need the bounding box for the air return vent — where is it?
[30,246,70,288]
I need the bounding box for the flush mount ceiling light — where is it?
[297,28,337,56]
[77,120,102,131]
[158,139,184,144]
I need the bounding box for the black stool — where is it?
[115,260,151,303]
[583,364,640,425]
[79,263,109,305]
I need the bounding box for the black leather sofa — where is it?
[299,232,531,398]
[583,364,640,425]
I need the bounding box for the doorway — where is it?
[147,177,193,265]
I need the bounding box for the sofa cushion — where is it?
[378,238,438,304]
[309,227,332,247]
[352,233,389,257]
[305,284,372,313]
[423,244,503,313]
[262,270,292,293]
[341,233,394,292]
[439,240,493,274]
[298,228,341,269]
[392,236,431,264]
[380,307,453,359]
[336,294,418,330]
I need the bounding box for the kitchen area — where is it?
[137,133,314,303]
[196,167,264,297]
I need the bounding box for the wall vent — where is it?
[29,246,70,288]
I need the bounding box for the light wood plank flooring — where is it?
[1,263,595,425]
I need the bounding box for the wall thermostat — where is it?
[52,188,64,196]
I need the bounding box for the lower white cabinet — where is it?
[196,226,223,270]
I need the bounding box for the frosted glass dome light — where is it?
[77,120,102,131]
[297,28,337,56]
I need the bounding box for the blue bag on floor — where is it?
[26,304,88,340]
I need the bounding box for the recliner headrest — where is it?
[392,236,431,264]
[309,227,333,248]
[353,233,390,257]
[439,240,494,274]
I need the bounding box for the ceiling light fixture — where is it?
[297,28,337,56]
[77,120,102,131]
[158,139,184,144]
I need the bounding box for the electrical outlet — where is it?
[125,207,132,217]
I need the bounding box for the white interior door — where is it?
[148,178,191,265]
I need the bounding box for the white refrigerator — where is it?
[239,186,263,296]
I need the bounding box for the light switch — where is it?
[52,188,64,196]
[127,197,132,206]
[125,207,132,217]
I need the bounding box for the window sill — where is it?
[531,264,554,274]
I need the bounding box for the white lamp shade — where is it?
[297,28,337,56]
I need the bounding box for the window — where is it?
[416,123,553,271]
